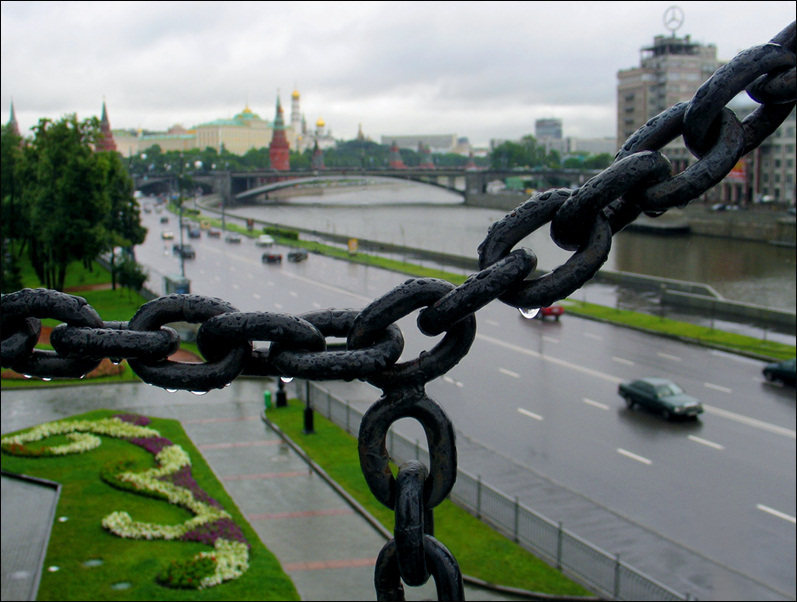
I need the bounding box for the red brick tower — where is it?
[311,140,325,170]
[96,101,117,152]
[418,142,435,169]
[269,95,290,171]
[388,140,405,169]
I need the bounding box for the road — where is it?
[139,206,796,599]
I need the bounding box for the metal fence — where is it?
[301,381,687,601]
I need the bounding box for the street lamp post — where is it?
[178,154,186,278]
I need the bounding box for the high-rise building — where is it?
[535,118,562,140]
[616,32,720,172]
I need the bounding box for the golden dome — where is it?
[292,89,300,99]
[316,117,325,128]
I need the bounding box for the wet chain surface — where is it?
[2,22,794,600]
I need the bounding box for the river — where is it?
[220,180,796,313]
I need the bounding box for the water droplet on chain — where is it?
[165,388,177,393]
[519,307,540,319]
[191,390,208,396]
[280,376,293,383]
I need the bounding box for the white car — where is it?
[255,234,275,247]
[161,231,175,240]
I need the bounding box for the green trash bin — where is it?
[264,390,272,409]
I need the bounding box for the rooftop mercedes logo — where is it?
[663,5,685,34]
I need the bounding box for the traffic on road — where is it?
[136,200,796,600]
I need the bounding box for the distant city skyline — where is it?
[2,1,794,147]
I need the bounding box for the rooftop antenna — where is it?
[663,5,684,37]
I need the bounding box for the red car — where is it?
[536,304,564,321]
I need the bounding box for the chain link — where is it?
[2,22,794,600]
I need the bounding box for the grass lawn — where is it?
[266,399,594,597]
[1,409,299,601]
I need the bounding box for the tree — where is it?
[97,150,147,289]
[117,257,148,298]
[15,115,111,291]
[1,124,25,261]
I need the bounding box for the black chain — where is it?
[2,22,794,601]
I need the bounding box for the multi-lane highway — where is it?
[137,205,796,599]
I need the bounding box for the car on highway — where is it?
[262,252,282,264]
[161,231,175,240]
[256,234,275,247]
[287,250,308,262]
[160,216,169,224]
[172,244,196,259]
[225,233,242,243]
[187,227,201,239]
[762,357,796,386]
[536,304,564,321]
[208,228,222,238]
[618,377,704,420]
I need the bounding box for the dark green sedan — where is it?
[618,377,704,420]
[762,358,796,386]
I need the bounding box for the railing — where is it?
[300,381,687,601]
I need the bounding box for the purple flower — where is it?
[181,518,249,548]
[127,436,173,455]
[113,414,151,426]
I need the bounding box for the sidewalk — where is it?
[0,380,522,601]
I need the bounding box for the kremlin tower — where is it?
[269,95,290,171]
[311,140,325,170]
[418,142,435,170]
[95,101,117,152]
[7,101,21,137]
[388,140,405,169]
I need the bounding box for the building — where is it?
[381,134,457,154]
[535,118,563,140]
[617,28,794,207]
[194,106,273,155]
[616,32,721,172]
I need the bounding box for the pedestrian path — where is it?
[0,381,523,601]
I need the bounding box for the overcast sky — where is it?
[2,1,795,147]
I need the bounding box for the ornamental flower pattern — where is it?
[0,413,250,589]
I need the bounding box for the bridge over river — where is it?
[133,167,601,208]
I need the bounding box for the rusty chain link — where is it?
[2,22,794,601]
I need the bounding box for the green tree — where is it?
[16,115,111,291]
[97,150,147,290]
[1,124,26,260]
[117,257,148,298]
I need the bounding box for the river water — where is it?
[226,181,796,313]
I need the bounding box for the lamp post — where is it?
[178,154,186,278]
[222,161,229,233]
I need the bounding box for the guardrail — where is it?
[300,381,687,601]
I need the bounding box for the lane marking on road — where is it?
[443,375,465,388]
[688,435,725,450]
[543,336,559,344]
[485,319,500,327]
[253,293,261,299]
[704,382,732,394]
[711,350,761,365]
[617,448,652,465]
[232,284,239,289]
[274,303,283,309]
[477,333,622,384]
[499,368,520,378]
[289,291,298,297]
[756,504,796,524]
[518,408,543,421]
[584,333,602,340]
[583,398,610,411]
[657,352,682,362]
[612,356,635,366]
[702,405,796,439]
